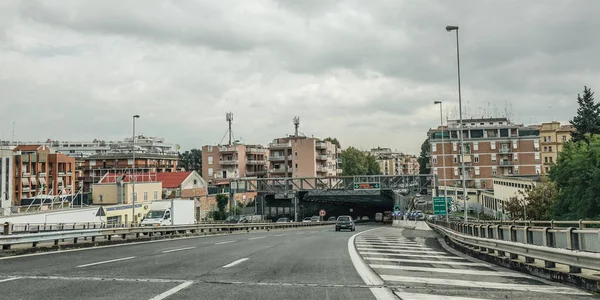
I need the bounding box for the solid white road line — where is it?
[348,228,398,300]
[274,234,286,237]
[359,252,464,259]
[0,277,20,283]
[295,232,304,234]
[148,281,194,300]
[356,242,419,246]
[364,257,488,266]
[380,275,590,295]
[215,240,236,245]
[222,258,249,268]
[393,291,490,300]
[161,246,196,253]
[76,256,136,268]
[357,248,447,255]
[357,245,435,251]
[369,264,532,278]
[248,236,266,240]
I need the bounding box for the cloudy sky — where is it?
[1,0,598,154]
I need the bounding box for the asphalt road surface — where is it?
[0,224,595,300]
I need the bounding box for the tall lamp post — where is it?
[132,114,140,226]
[434,101,449,222]
[445,25,468,223]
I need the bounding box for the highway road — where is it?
[0,223,596,300]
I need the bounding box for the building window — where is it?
[208,168,214,176]
[549,146,553,152]
[207,146,213,152]
[549,157,553,163]
[133,192,138,202]
[514,166,519,175]
[534,141,540,150]
[543,146,547,152]
[208,156,213,164]
[545,167,550,173]
[491,153,496,162]
[453,168,458,176]
[432,156,438,164]
[536,165,541,174]
[543,136,547,142]
[474,167,480,176]
[295,151,298,158]
[544,157,548,163]
[473,142,478,151]
[432,143,437,152]
[512,141,518,149]
[473,155,479,163]
[210,204,215,211]
[452,143,457,151]
[514,153,518,161]
[144,192,148,201]
[490,141,496,150]
[154,191,158,200]
[548,136,552,142]
[433,167,438,174]
[563,136,567,142]
[535,153,540,161]
[453,156,457,163]
[295,163,298,169]
[492,167,497,175]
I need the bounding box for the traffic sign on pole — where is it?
[433,197,452,215]
[393,205,401,212]
[319,209,326,217]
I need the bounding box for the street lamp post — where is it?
[446,25,468,223]
[132,114,140,226]
[434,101,449,222]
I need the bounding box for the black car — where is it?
[335,215,355,232]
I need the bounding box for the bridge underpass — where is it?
[234,175,433,221]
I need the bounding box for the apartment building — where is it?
[428,117,541,191]
[536,122,574,174]
[12,145,76,206]
[201,144,268,182]
[370,148,419,175]
[268,137,340,178]
[479,175,540,219]
[79,152,179,194]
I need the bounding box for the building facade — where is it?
[428,118,541,192]
[201,144,268,182]
[12,145,76,206]
[537,122,574,174]
[370,147,420,176]
[479,175,540,219]
[268,137,340,178]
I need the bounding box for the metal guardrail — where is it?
[428,221,600,274]
[462,219,600,229]
[1,221,335,250]
[4,223,124,235]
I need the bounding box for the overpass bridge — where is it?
[231,175,433,219]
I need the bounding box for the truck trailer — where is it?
[140,199,196,226]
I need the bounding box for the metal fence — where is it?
[428,221,600,274]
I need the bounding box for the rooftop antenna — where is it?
[226,112,233,145]
[12,121,15,144]
[293,116,300,137]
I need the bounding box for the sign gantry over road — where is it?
[433,197,452,215]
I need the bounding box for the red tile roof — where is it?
[14,145,43,151]
[98,171,193,189]
[156,172,192,189]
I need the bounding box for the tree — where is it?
[339,147,367,176]
[213,194,229,220]
[365,153,382,175]
[570,86,600,143]
[323,137,341,148]
[550,135,600,219]
[418,138,431,175]
[505,178,559,220]
[179,149,202,174]
[505,196,526,220]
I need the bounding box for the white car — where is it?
[302,217,312,223]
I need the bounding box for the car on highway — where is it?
[327,216,336,221]
[335,215,355,232]
[276,217,290,223]
[302,217,312,222]
[310,216,321,222]
[361,216,369,220]
[224,215,249,224]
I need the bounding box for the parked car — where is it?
[302,217,312,223]
[335,215,355,232]
[225,215,248,224]
[327,216,336,221]
[276,218,290,223]
[310,216,321,222]
[361,216,369,221]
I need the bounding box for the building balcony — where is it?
[499,148,512,154]
[499,160,513,166]
[219,146,237,153]
[246,160,266,165]
[246,148,267,154]
[39,172,47,177]
[316,142,327,150]
[246,170,267,176]
[337,168,343,173]
[316,166,328,172]
[269,155,291,161]
[220,160,238,166]
[316,154,328,160]
[22,172,30,178]
[22,187,31,192]
[269,167,288,173]
[67,171,73,176]
[269,142,292,149]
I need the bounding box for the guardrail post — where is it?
[54,240,59,246]
[542,228,556,268]
[73,238,78,244]
[579,219,584,229]
[565,227,582,273]
[523,226,534,263]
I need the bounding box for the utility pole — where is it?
[132,115,140,226]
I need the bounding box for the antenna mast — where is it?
[293,116,300,137]
[226,112,233,145]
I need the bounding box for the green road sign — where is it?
[353,183,380,190]
[433,196,452,215]
[393,205,401,211]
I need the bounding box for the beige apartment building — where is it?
[428,118,542,192]
[370,148,420,176]
[268,137,340,178]
[201,144,268,182]
[536,122,574,174]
